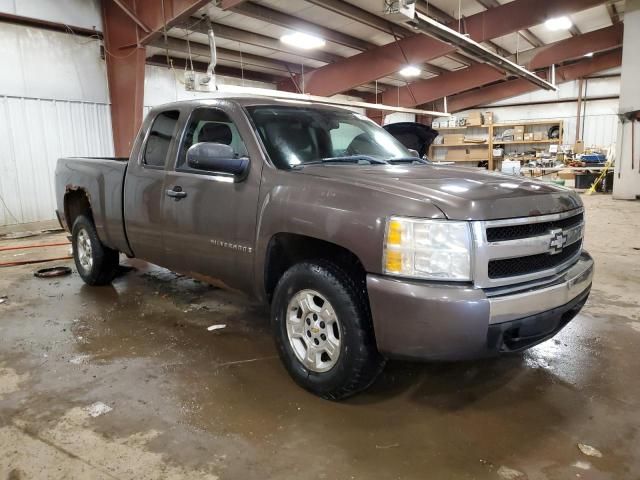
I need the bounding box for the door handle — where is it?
[166,186,187,199]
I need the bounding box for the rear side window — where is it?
[143,110,180,167]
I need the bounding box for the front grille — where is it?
[488,241,581,279]
[486,212,583,242]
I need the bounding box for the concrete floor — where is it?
[1,194,639,479]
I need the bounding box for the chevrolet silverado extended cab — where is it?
[55,97,594,399]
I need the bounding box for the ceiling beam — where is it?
[132,0,215,45]
[220,1,447,80]
[460,0,598,43]
[0,11,101,37]
[174,17,342,64]
[447,49,623,112]
[149,36,302,75]
[297,0,603,96]
[146,54,279,83]
[528,23,623,69]
[569,24,582,37]
[606,3,620,23]
[231,1,372,51]
[380,24,622,108]
[218,0,247,9]
[381,64,504,107]
[151,36,403,94]
[303,0,450,75]
[416,0,510,56]
[473,0,544,48]
[111,0,151,32]
[304,0,399,36]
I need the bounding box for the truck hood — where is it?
[296,163,582,220]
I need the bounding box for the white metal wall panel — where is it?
[0,23,109,103]
[0,97,113,226]
[487,76,620,107]
[144,65,276,109]
[0,22,112,226]
[384,112,415,125]
[0,0,102,30]
[458,98,619,148]
[143,65,367,117]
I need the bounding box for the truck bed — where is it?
[55,156,131,255]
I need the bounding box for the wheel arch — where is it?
[64,188,93,230]
[263,233,368,304]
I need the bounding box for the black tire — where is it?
[271,261,385,400]
[71,215,119,286]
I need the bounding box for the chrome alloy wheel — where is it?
[76,228,93,271]
[286,289,341,373]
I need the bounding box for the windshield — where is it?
[246,105,413,168]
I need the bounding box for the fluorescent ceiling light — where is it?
[399,65,421,77]
[544,16,573,31]
[584,51,594,57]
[280,32,325,49]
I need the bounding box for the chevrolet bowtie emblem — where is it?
[549,229,568,254]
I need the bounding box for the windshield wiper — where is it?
[387,157,428,164]
[292,155,389,168]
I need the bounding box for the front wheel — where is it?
[271,261,385,400]
[72,215,119,286]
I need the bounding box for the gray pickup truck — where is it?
[55,96,594,399]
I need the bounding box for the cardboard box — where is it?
[432,121,440,129]
[467,148,489,160]
[514,134,524,142]
[514,125,525,134]
[558,170,576,180]
[448,117,458,128]
[533,132,543,141]
[466,111,483,126]
[443,134,465,145]
[524,133,534,141]
[445,149,468,161]
[483,112,494,125]
[493,148,504,157]
[574,140,585,154]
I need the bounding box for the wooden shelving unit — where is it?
[429,119,564,170]
[431,143,488,148]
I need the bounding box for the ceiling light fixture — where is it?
[584,51,594,57]
[280,32,326,50]
[399,65,421,77]
[544,16,573,31]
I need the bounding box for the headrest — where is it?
[199,122,232,145]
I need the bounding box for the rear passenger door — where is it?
[123,109,181,265]
[160,103,262,292]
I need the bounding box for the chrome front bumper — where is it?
[488,252,594,324]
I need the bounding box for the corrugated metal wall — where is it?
[0,96,113,226]
[457,75,621,149]
[0,19,112,226]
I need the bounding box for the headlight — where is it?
[383,216,472,281]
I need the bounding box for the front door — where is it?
[161,103,262,292]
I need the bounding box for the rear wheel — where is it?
[271,261,385,400]
[72,215,119,286]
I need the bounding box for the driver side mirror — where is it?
[186,142,249,177]
[408,148,420,158]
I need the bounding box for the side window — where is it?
[177,107,248,170]
[143,110,180,167]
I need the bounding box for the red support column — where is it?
[102,0,146,157]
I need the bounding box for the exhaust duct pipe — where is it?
[200,18,217,87]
